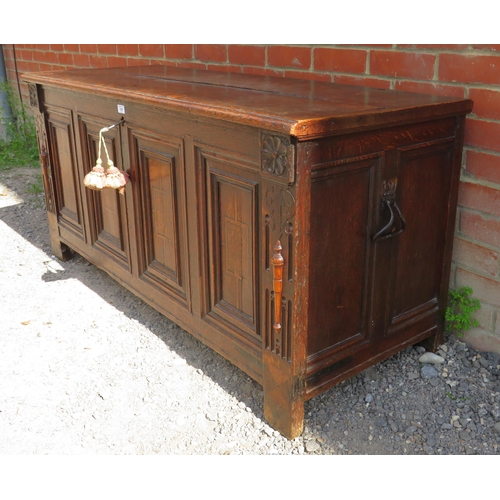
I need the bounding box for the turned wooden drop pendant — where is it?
[271,240,284,354]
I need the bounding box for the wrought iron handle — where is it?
[372,199,407,241]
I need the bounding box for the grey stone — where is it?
[419,352,445,365]
[376,417,388,427]
[363,367,380,382]
[421,365,439,379]
[491,408,500,421]
[478,408,489,417]
[305,440,320,453]
[479,358,491,368]
[484,352,500,365]
[493,422,500,435]
[459,431,471,441]
[388,420,398,433]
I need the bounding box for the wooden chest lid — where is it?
[23,65,473,140]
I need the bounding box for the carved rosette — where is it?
[261,134,295,184]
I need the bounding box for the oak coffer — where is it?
[23,66,473,438]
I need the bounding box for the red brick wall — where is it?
[2,44,500,349]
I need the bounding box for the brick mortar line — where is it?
[467,115,500,124]
[464,145,500,159]
[466,83,500,91]
[459,206,500,222]
[459,173,500,191]
[434,54,440,81]
[455,263,500,287]
[319,45,500,55]
[454,232,500,254]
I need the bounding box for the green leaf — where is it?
[445,286,481,338]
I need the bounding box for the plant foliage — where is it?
[445,286,481,337]
[0,82,39,170]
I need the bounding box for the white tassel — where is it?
[83,122,129,193]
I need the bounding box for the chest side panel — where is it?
[304,118,460,395]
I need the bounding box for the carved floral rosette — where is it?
[261,133,295,184]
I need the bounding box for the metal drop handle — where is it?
[372,178,407,241]
[372,199,407,241]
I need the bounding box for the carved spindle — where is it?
[271,241,284,351]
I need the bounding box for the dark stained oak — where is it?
[24,66,473,439]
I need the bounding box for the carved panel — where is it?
[33,113,56,214]
[79,115,129,267]
[196,147,260,344]
[264,184,296,234]
[261,175,296,361]
[28,83,39,109]
[265,289,292,363]
[212,172,256,324]
[264,183,295,282]
[131,129,188,303]
[46,106,85,239]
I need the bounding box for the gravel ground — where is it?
[1,166,500,455]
